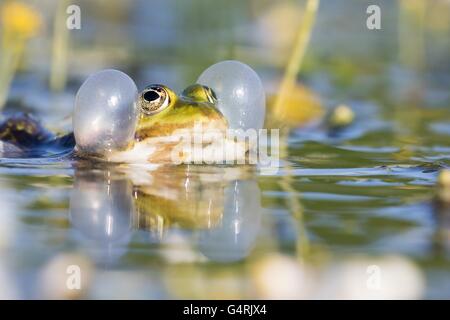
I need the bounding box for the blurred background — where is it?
[0,0,449,299]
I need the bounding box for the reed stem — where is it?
[50,0,70,92]
[274,0,319,259]
[273,0,319,118]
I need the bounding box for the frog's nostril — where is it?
[143,90,160,102]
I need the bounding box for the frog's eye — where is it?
[205,86,218,103]
[139,85,170,115]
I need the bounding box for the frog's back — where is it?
[0,113,75,156]
[0,113,53,148]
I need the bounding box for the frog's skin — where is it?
[105,84,247,164]
[0,113,53,147]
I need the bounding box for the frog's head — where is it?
[135,84,226,142]
[138,83,217,116]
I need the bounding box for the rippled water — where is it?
[1,99,450,299]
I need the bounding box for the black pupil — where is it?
[143,90,160,102]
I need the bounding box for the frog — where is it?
[104,83,232,164]
[0,84,247,164]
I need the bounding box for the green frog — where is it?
[0,84,247,164]
[102,83,247,164]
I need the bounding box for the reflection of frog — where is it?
[70,165,253,235]
[69,165,261,263]
[132,167,226,231]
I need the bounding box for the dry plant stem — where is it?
[50,0,70,92]
[273,0,319,119]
